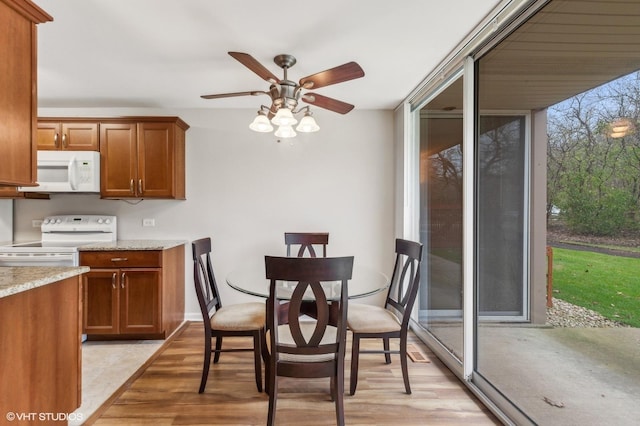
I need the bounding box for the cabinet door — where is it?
[137,122,175,198]
[37,122,62,150]
[83,269,119,334]
[100,122,138,198]
[62,122,99,150]
[0,1,37,186]
[119,269,161,334]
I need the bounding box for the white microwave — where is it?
[19,150,101,193]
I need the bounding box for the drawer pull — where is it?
[110,257,128,262]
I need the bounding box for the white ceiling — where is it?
[34,0,501,111]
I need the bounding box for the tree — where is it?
[547,72,640,236]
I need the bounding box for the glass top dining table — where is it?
[226,259,389,301]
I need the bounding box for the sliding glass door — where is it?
[417,77,465,362]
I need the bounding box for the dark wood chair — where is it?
[347,238,423,395]
[264,255,353,426]
[192,237,265,393]
[285,232,329,257]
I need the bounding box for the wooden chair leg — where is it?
[213,336,223,363]
[336,360,345,426]
[383,337,391,364]
[400,336,411,394]
[199,336,212,393]
[267,375,278,426]
[330,376,336,401]
[253,332,263,392]
[349,334,360,395]
[261,328,271,395]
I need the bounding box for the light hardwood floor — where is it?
[90,322,499,425]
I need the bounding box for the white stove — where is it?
[0,214,117,267]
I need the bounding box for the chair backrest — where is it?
[264,256,353,360]
[284,232,329,258]
[192,238,223,322]
[384,239,423,326]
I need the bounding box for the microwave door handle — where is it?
[68,155,78,190]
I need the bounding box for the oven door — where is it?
[0,251,79,267]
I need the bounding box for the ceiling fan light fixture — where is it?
[274,125,297,138]
[201,52,365,140]
[271,107,298,126]
[249,111,274,132]
[296,112,320,133]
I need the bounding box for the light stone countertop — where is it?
[78,240,186,251]
[0,266,89,299]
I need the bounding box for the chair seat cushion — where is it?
[347,303,401,333]
[267,322,337,363]
[210,302,265,331]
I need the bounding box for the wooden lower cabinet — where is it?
[83,268,161,335]
[0,275,82,416]
[80,245,184,339]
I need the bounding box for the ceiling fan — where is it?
[200,52,365,137]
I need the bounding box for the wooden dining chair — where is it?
[347,238,423,395]
[264,255,353,426]
[192,237,265,393]
[285,232,329,257]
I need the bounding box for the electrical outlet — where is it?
[142,218,155,227]
[32,219,43,228]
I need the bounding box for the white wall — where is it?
[15,107,395,320]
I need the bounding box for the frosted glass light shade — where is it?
[274,125,296,138]
[296,115,320,132]
[271,108,298,126]
[249,114,273,132]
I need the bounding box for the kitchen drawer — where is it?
[80,250,162,268]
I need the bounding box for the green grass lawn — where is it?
[551,247,640,327]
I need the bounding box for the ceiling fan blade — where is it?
[228,52,279,83]
[200,90,268,100]
[302,93,355,114]
[299,62,364,90]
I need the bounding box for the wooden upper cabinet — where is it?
[100,117,188,199]
[0,186,22,198]
[0,0,52,186]
[100,122,138,198]
[37,119,99,150]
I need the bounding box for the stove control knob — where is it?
[55,219,62,224]
[97,218,103,224]
[105,219,112,224]
[43,218,50,224]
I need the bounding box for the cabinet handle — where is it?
[121,272,126,289]
[62,133,67,148]
[130,179,135,194]
[138,179,143,195]
[54,133,59,148]
[110,257,128,262]
[111,272,116,289]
